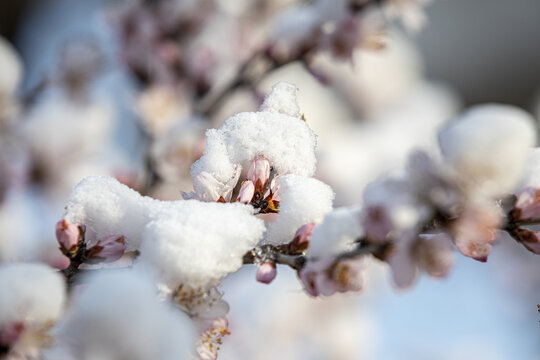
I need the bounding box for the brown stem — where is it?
[61,226,87,289]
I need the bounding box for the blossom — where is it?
[298,258,365,297]
[439,104,536,197]
[512,187,540,221]
[236,180,255,204]
[450,201,501,262]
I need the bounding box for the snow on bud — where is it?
[512,187,540,221]
[247,155,271,190]
[290,223,315,252]
[0,263,66,355]
[53,271,193,360]
[439,104,536,197]
[86,235,126,263]
[256,262,277,284]
[236,180,255,204]
[259,82,301,118]
[55,219,80,253]
[451,202,502,262]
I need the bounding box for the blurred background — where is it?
[0,0,539,359]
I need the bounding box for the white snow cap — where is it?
[191,82,317,184]
[265,174,334,245]
[0,263,66,328]
[138,201,265,287]
[259,82,301,118]
[520,148,540,189]
[64,176,265,286]
[439,104,537,197]
[64,176,154,250]
[307,206,364,257]
[52,270,193,360]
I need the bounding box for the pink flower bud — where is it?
[513,187,540,220]
[362,205,393,243]
[512,228,540,255]
[86,235,126,263]
[290,223,315,251]
[523,233,540,254]
[236,181,255,204]
[0,322,24,347]
[416,233,454,278]
[55,219,80,253]
[256,262,277,284]
[298,258,364,297]
[452,202,501,262]
[247,155,270,189]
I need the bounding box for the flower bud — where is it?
[451,202,501,262]
[247,155,270,189]
[256,262,277,284]
[0,322,24,347]
[362,205,393,243]
[522,233,540,254]
[290,223,315,251]
[415,233,454,278]
[236,181,255,204]
[513,187,540,220]
[193,171,222,202]
[55,219,80,253]
[85,235,126,263]
[512,228,540,255]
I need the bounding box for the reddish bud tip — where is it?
[290,223,316,251]
[55,219,80,253]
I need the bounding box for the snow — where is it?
[138,201,265,287]
[307,206,364,257]
[64,176,265,286]
[439,104,537,197]
[190,82,317,185]
[0,262,66,328]
[265,174,334,245]
[50,270,193,360]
